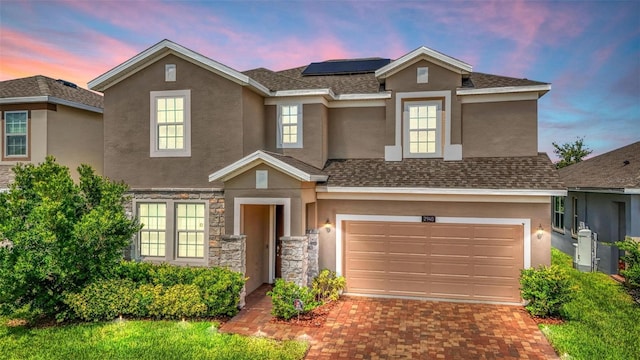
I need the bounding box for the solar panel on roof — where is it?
[302,58,391,76]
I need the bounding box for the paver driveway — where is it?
[220,285,558,359]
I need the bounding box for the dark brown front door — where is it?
[274,205,284,279]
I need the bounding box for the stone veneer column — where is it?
[280,236,309,287]
[220,235,247,308]
[306,230,319,285]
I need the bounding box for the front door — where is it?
[275,204,284,279]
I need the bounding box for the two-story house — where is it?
[89,40,564,304]
[0,75,104,190]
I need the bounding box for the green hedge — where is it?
[520,264,575,318]
[65,262,245,321]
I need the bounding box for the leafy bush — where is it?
[148,284,207,319]
[267,279,320,320]
[312,269,346,303]
[616,237,640,288]
[65,262,245,321]
[520,264,575,317]
[65,279,139,321]
[0,157,140,319]
[193,269,245,316]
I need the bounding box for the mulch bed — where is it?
[270,300,339,328]
[520,308,565,326]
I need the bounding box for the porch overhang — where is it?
[208,150,328,183]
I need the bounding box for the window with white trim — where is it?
[277,104,302,148]
[404,101,441,157]
[150,90,191,157]
[3,111,28,158]
[136,201,207,264]
[552,196,565,231]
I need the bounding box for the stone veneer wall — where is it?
[220,235,247,307]
[0,165,15,189]
[306,230,319,285]
[280,236,309,287]
[123,189,225,265]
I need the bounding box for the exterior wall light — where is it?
[324,219,332,233]
[537,224,544,239]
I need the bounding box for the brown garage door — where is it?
[344,221,524,303]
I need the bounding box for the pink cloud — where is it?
[0,29,138,87]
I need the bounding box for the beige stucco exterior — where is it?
[328,107,385,159]
[103,54,265,188]
[0,104,103,181]
[48,105,104,176]
[462,100,538,157]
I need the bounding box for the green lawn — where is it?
[542,249,640,360]
[0,319,307,360]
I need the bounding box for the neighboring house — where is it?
[552,141,640,274]
[88,39,564,305]
[0,75,104,189]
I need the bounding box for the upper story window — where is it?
[137,200,207,264]
[552,196,565,232]
[277,104,302,148]
[403,101,441,157]
[150,90,191,157]
[3,111,29,160]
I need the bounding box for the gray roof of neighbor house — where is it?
[322,153,564,190]
[0,75,103,110]
[558,141,640,191]
[242,64,548,95]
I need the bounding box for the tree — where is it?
[0,157,140,319]
[552,137,593,169]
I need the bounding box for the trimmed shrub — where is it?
[267,279,320,320]
[312,269,346,303]
[64,279,138,321]
[65,262,245,321]
[148,284,207,319]
[193,269,245,316]
[520,264,575,318]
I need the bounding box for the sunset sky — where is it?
[1,0,638,159]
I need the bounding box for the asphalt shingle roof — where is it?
[463,72,548,89]
[262,151,326,177]
[558,141,640,190]
[0,75,103,109]
[322,153,564,190]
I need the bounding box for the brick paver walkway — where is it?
[220,285,559,359]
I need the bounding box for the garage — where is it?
[344,221,524,303]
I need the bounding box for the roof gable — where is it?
[88,39,270,95]
[375,46,473,79]
[209,150,327,183]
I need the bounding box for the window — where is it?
[138,203,166,257]
[277,104,302,148]
[552,196,565,231]
[3,111,28,158]
[165,64,176,82]
[572,197,579,236]
[150,90,191,157]
[417,67,429,83]
[404,101,441,157]
[136,201,207,263]
[176,203,205,258]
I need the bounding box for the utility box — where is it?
[576,229,595,272]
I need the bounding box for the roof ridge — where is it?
[36,75,51,96]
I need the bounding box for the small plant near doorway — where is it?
[267,279,320,320]
[312,269,346,303]
[615,236,640,289]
